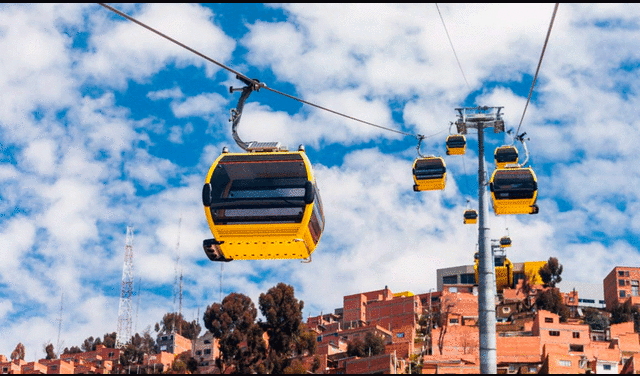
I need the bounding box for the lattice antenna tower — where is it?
[116,226,135,348]
[56,292,63,357]
[172,216,182,335]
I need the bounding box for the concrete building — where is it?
[603,266,640,310]
[562,280,606,310]
[193,331,219,369]
[436,261,546,293]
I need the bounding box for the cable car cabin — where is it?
[489,167,539,215]
[202,150,325,262]
[474,256,514,292]
[494,146,519,169]
[446,135,466,155]
[499,236,512,248]
[463,209,478,224]
[412,157,446,191]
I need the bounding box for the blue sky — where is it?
[1,3,640,359]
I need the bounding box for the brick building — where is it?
[603,266,640,310]
[157,332,192,356]
[343,287,421,358]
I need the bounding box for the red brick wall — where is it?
[345,353,393,374]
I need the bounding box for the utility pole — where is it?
[455,106,503,374]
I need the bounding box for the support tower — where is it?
[116,226,135,348]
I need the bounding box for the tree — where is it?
[203,293,266,374]
[155,312,202,340]
[610,299,640,332]
[538,257,563,288]
[535,288,570,322]
[44,343,56,360]
[81,336,98,352]
[102,332,117,348]
[283,359,308,374]
[62,346,82,355]
[582,308,609,331]
[10,343,25,360]
[259,283,312,374]
[346,332,385,357]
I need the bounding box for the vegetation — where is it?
[582,307,609,331]
[259,282,315,373]
[10,343,25,361]
[154,312,201,341]
[44,343,56,360]
[203,292,267,374]
[346,332,385,358]
[539,257,563,288]
[535,288,570,322]
[610,300,640,332]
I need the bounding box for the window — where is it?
[396,333,405,338]
[449,318,459,324]
[545,317,554,323]
[620,279,626,287]
[559,360,571,367]
[573,332,580,338]
[460,273,475,284]
[51,366,57,371]
[603,364,612,371]
[443,275,457,285]
[626,271,630,277]
[619,271,625,276]
[196,350,202,356]
[632,281,639,296]
[2,367,7,373]
[549,331,560,336]
[620,290,626,298]
[569,344,584,352]
[204,349,211,355]
[108,352,114,358]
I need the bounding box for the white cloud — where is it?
[2,2,640,361]
[81,4,236,87]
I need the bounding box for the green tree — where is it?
[203,293,266,374]
[102,332,117,348]
[538,257,563,288]
[10,343,25,360]
[311,355,322,373]
[44,343,56,360]
[535,288,570,322]
[347,332,385,357]
[582,308,609,331]
[155,312,202,340]
[283,359,308,374]
[610,299,640,332]
[62,346,82,355]
[258,283,312,373]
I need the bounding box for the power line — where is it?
[97,3,430,140]
[435,4,470,89]
[515,3,559,136]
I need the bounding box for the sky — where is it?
[1,3,639,360]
